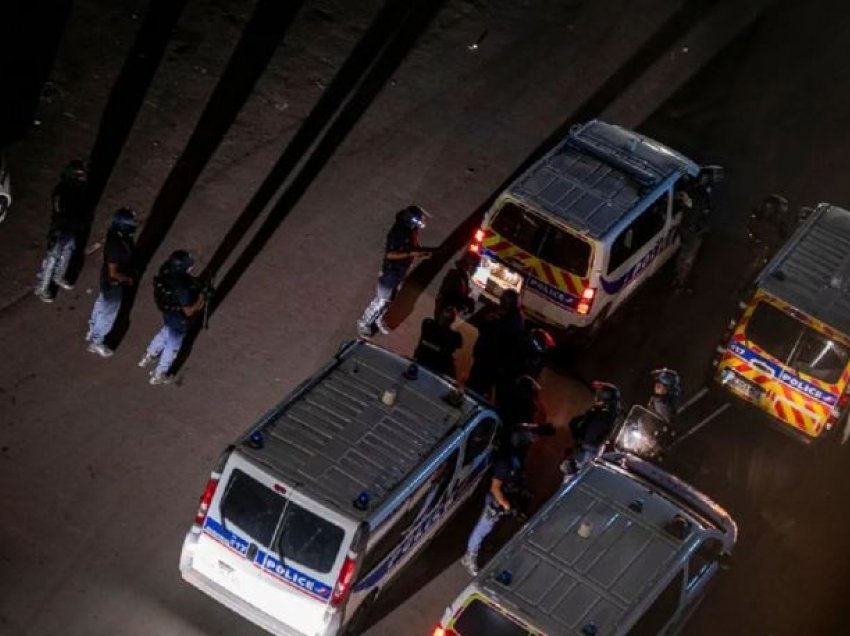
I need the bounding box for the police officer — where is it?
[647,368,681,423]
[497,327,555,409]
[139,250,206,385]
[434,250,480,318]
[466,289,525,399]
[461,422,554,575]
[85,208,138,357]
[673,173,712,293]
[413,305,463,378]
[561,382,620,479]
[35,160,92,302]
[357,206,436,337]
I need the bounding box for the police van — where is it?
[468,120,720,333]
[715,203,850,443]
[179,340,502,636]
[434,453,737,636]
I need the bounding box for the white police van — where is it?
[469,120,720,334]
[434,453,737,636]
[180,340,502,636]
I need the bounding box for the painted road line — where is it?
[677,386,709,414]
[671,403,731,449]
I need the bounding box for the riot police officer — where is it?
[434,250,480,318]
[139,250,206,385]
[647,368,681,423]
[413,305,463,378]
[357,206,436,337]
[85,208,138,357]
[35,160,92,302]
[466,288,525,399]
[673,173,712,293]
[561,382,620,479]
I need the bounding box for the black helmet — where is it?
[651,368,680,392]
[592,381,620,411]
[111,207,138,233]
[459,250,481,270]
[64,160,88,183]
[396,205,427,230]
[529,328,555,354]
[164,249,194,274]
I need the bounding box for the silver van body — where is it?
[181,341,501,636]
[471,120,703,331]
[437,453,737,635]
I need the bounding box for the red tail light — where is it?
[331,556,357,607]
[469,242,480,254]
[840,393,850,409]
[432,627,457,636]
[194,475,220,527]
[474,228,485,243]
[577,287,596,315]
[469,227,485,254]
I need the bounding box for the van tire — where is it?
[342,590,379,636]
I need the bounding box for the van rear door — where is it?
[191,452,354,635]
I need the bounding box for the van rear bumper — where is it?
[180,536,339,636]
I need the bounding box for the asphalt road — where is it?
[2,0,849,635]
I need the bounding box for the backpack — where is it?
[153,273,185,314]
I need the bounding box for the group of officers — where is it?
[352,203,684,576]
[35,161,207,384]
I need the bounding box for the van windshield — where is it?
[745,301,850,384]
[453,598,530,635]
[491,201,591,276]
[221,469,345,574]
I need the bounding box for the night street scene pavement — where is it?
[3,1,850,635]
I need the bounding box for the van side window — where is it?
[607,193,669,274]
[687,538,723,587]
[628,569,684,636]
[463,417,497,467]
[358,450,459,577]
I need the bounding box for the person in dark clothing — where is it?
[461,421,554,576]
[434,251,481,318]
[466,289,525,399]
[139,250,206,385]
[357,206,436,337]
[561,382,620,480]
[414,305,463,378]
[673,173,713,293]
[85,208,139,357]
[35,160,92,301]
[647,368,681,423]
[497,374,546,433]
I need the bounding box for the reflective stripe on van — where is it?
[202,517,334,601]
[480,228,587,309]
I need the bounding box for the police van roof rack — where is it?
[568,132,660,186]
[605,452,737,540]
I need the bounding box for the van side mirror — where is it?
[717,552,733,571]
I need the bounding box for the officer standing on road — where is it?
[85,208,138,358]
[647,368,681,423]
[413,305,463,378]
[35,160,92,302]
[139,250,206,385]
[434,250,480,318]
[561,382,620,479]
[357,206,436,337]
[673,174,712,293]
[461,422,553,576]
[466,289,524,399]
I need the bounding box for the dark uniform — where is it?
[357,206,432,337]
[86,209,138,355]
[673,183,711,291]
[434,253,479,318]
[467,293,525,399]
[413,314,463,378]
[35,162,92,300]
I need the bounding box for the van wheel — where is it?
[342,590,379,636]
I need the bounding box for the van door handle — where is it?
[246,543,258,561]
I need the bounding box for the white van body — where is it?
[436,453,737,636]
[470,120,703,332]
[180,341,502,636]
